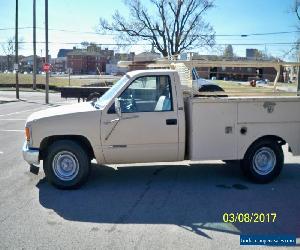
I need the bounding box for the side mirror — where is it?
[114,98,122,118]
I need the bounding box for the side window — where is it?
[118,75,173,113]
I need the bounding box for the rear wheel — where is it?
[241,139,283,183]
[43,140,90,189]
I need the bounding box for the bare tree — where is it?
[1,36,23,71]
[294,0,300,20]
[98,0,215,58]
[294,0,300,60]
[223,44,234,58]
[80,41,90,49]
[1,37,15,70]
[281,1,300,61]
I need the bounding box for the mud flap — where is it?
[30,164,39,175]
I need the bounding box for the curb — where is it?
[0,99,19,104]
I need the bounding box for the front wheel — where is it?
[241,140,284,183]
[43,140,90,189]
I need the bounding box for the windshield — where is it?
[95,75,129,108]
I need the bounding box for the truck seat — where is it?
[155,96,171,111]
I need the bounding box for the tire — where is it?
[198,85,227,97]
[241,139,284,183]
[198,85,224,92]
[43,140,90,189]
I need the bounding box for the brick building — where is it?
[67,51,107,74]
[20,55,45,73]
[66,45,113,74]
[50,57,67,73]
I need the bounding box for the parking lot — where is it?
[0,91,300,249]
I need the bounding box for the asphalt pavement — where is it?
[0,91,300,249]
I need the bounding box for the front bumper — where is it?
[22,142,40,165]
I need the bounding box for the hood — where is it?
[26,102,96,123]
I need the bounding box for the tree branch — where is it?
[98,0,215,58]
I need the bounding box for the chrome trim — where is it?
[252,147,276,175]
[22,142,40,165]
[109,145,127,148]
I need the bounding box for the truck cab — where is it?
[98,70,185,164]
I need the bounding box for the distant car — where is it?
[191,67,225,93]
[256,79,269,84]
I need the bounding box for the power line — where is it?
[216,31,300,37]
[0,26,33,31]
[0,41,146,46]
[28,28,300,37]
[1,26,300,37]
[0,41,297,46]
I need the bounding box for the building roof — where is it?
[57,49,73,58]
[134,52,161,62]
[67,50,103,56]
[189,53,284,63]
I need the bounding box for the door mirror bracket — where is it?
[115,98,122,118]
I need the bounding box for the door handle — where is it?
[166,119,177,125]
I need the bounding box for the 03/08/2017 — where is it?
[223,213,277,223]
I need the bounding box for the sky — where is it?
[0,0,299,60]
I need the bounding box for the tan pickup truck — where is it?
[22,69,300,189]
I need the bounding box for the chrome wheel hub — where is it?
[52,151,79,181]
[253,147,276,175]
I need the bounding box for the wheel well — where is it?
[39,135,95,160]
[244,135,286,158]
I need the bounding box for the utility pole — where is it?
[45,0,49,104]
[15,0,19,99]
[297,67,300,96]
[33,0,37,90]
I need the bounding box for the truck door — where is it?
[100,74,179,164]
